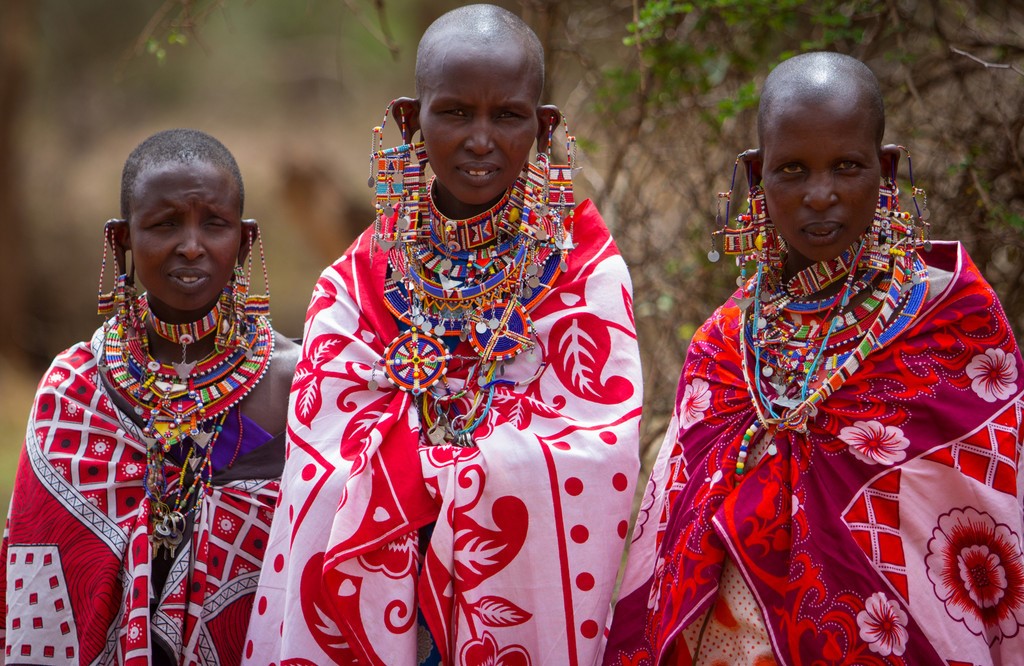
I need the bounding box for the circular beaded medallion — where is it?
[382,330,449,394]
[469,302,534,361]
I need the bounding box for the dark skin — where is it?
[108,159,299,437]
[391,32,559,222]
[743,90,900,300]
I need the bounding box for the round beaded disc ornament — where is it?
[469,301,534,361]
[382,330,449,394]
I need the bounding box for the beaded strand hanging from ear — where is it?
[709,146,932,475]
[365,102,577,447]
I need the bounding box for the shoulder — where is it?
[270,330,301,379]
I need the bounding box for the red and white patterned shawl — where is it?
[605,242,1024,665]
[243,200,642,665]
[0,330,280,665]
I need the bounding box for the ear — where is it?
[391,97,421,142]
[879,144,901,180]
[739,148,763,187]
[239,219,258,264]
[107,218,130,274]
[535,105,562,153]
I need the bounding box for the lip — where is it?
[457,163,500,183]
[167,268,211,291]
[800,221,843,246]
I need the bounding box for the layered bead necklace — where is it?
[369,140,575,447]
[101,291,273,556]
[733,241,928,474]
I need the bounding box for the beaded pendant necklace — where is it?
[369,140,575,446]
[101,293,273,556]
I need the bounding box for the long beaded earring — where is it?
[370,101,427,258]
[97,220,120,316]
[710,154,784,292]
[901,145,931,252]
[242,221,271,319]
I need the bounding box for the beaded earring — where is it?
[859,146,932,273]
[370,101,428,258]
[220,221,270,350]
[710,154,784,292]
[96,220,120,316]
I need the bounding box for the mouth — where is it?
[457,164,500,182]
[800,222,843,246]
[168,269,211,291]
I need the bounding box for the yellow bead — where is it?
[754,233,764,251]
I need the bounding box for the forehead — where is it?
[761,93,876,157]
[418,38,540,103]
[131,159,239,206]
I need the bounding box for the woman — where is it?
[244,5,642,665]
[1,129,299,665]
[605,52,1024,664]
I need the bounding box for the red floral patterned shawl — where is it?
[1,331,280,665]
[606,242,1024,665]
[242,200,642,666]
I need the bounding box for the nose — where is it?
[464,118,495,155]
[176,224,205,260]
[803,172,838,211]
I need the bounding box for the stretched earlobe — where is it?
[107,218,130,274]
[739,148,763,186]
[391,97,421,142]
[536,105,562,153]
[879,144,901,180]
[239,219,258,264]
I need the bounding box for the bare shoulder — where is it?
[240,331,301,436]
[270,331,301,380]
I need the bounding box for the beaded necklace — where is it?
[371,146,574,446]
[101,293,273,556]
[734,241,928,475]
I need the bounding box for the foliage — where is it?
[560,0,1024,443]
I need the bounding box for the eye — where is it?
[836,160,859,171]
[780,164,803,175]
[444,108,468,118]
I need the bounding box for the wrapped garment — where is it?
[2,329,282,665]
[244,200,642,665]
[606,242,1024,665]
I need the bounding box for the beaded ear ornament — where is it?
[708,147,931,476]
[366,102,577,446]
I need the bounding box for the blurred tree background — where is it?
[0,0,1021,515]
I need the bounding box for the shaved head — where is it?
[415,4,545,102]
[758,52,885,148]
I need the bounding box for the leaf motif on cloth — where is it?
[548,312,634,403]
[359,530,419,580]
[459,630,531,666]
[301,552,357,662]
[469,595,533,627]
[292,366,321,428]
[453,496,529,591]
[306,277,339,324]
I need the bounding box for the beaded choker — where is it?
[145,296,222,345]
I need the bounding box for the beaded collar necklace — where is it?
[101,294,273,556]
[733,243,928,474]
[369,139,576,446]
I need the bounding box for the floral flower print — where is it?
[680,378,712,428]
[839,420,909,465]
[926,507,1024,639]
[966,348,1019,402]
[857,591,909,656]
